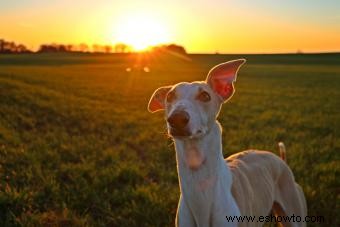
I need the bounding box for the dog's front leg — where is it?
[211,193,240,227]
[176,195,195,227]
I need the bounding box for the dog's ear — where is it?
[148,86,172,113]
[206,59,246,102]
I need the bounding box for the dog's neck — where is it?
[173,121,233,191]
[172,120,240,222]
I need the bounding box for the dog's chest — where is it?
[180,169,233,211]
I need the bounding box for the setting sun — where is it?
[114,13,171,51]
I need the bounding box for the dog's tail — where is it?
[278,142,286,163]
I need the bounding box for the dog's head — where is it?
[148,59,246,140]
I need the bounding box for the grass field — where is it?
[0,53,339,226]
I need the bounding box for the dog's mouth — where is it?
[169,128,205,140]
[169,127,191,138]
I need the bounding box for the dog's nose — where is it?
[167,111,190,129]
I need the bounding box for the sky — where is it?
[1,0,340,53]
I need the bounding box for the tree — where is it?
[0,39,31,53]
[38,44,57,52]
[79,43,89,52]
[151,44,187,55]
[92,44,100,53]
[104,45,112,53]
[66,44,74,52]
[166,44,187,55]
[0,39,4,52]
[17,44,28,53]
[115,43,131,53]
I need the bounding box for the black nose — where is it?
[167,111,190,129]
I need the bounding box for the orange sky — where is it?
[1,0,340,53]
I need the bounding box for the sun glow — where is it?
[114,13,171,51]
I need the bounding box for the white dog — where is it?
[148,59,307,227]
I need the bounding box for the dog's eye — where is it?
[166,91,176,103]
[197,91,211,102]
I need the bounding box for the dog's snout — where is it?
[167,111,190,129]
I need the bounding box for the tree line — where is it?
[0,39,32,53]
[0,38,187,55]
[37,43,132,53]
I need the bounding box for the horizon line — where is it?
[1,37,340,56]
[7,51,339,55]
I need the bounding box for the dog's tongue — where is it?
[185,145,204,170]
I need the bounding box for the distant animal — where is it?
[147,59,307,226]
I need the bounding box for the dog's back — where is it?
[226,150,307,227]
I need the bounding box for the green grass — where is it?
[0,53,339,226]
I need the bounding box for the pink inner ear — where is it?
[207,59,245,101]
[211,66,237,83]
[212,80,234,100]
[148,86,171,112]
[149,98,164,112]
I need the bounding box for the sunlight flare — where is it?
[114,13,171,51]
